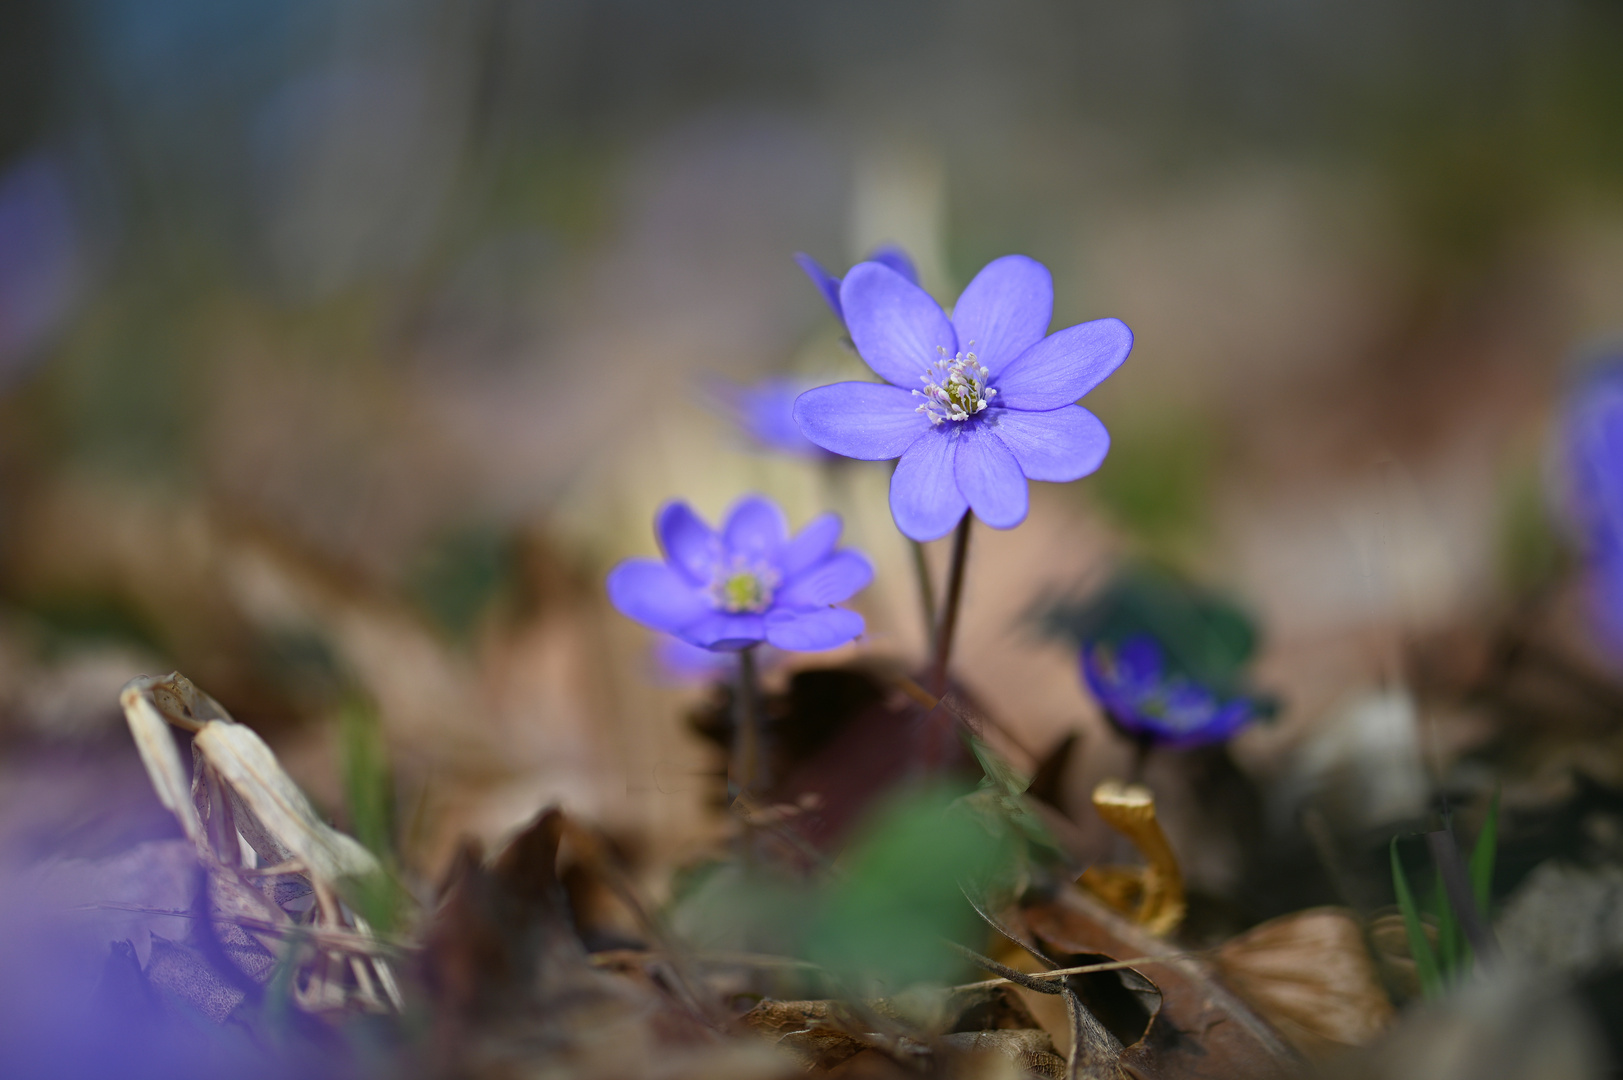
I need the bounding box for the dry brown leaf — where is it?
[940,1029,1065,1077]
[1213,907,1394,1060]
[1018,888,1301,1080]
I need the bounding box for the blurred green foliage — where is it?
[1389,794,1499,1000]
[803,782,1006,991]
[665,780,1021,995]
[337,697,407,933]
[19,591,168,659]
[407,524,517,644]
[1495,452,1567,600]
[1086,408,1218,563]
[1040,564,1260,697]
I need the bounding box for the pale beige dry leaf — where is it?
[192,719,380,883]
[1214,906,1394,1059]
[119,671,400,1015]
[120,679,206,848]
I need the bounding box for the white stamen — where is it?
[913,349,994,425]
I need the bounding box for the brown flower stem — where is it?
[928,514,973,696]
[909,538,937,644]
[730,646,761,802]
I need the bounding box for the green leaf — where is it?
[1470,791,1500,921]
[1391,837,1442,999]
[967,734,1030,796]
[803,782,1008,992]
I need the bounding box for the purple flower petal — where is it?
[986,405,1110,482]
[657,501,718,584]
[793,382,931,461]
[782,512,842,575]
[764,606,865,651]
[778,550,874,606]
[840,262,957,387]
[606,559,710,632]
[993,318,1133,411]
[795,252,844,321]
[867,244,919,285]
[954,422,1029,529]
[950,255,1053,376]
[680,612,767,650]
[890,427,967,541]
[1114,637,1166,688]
[722,495,788,558]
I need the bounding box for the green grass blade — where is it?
[1470,791,1500,921]
[1433,866,1461,980]
[1391,837,1442,998]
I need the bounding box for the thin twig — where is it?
[950,952,1193,992]
[70,902,410,956]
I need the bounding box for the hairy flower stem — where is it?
[909,539,937,644]
[929,515,973,696]
[730,646,762,802]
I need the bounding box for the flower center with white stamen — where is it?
[913,347,996,425]
[708,557,780,613]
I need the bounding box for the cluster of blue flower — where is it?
[607,246,1254,750]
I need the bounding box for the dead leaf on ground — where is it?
[1213,906,1394,1060]
[1016,887,1301,1079]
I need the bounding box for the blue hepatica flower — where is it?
[709,375,838,460]
[608,494,872,652]
[795,244,918,326]
[792,255,1132,541]
[1081,635,1255,749]
[1564,359,1623,650]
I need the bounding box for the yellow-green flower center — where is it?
[709,559,780,613]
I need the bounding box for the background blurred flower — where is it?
[793,255,1131,540]
[0,154,86,387]
[607,495,872,651]
[707,375,837,459]
[654,636,781,683]
[795,244,918,326]
[1562,358,1623,651]
[1081,634,1257,749]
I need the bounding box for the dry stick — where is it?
[929,515,974,696]
[951,952,1194,992]
[71,903,406,955]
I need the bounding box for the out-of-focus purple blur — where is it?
[1,1,1623,1071]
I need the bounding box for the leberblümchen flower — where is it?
[607,495,872,651]
[1082,635,1255,749]
[795,245,918,326]
[792,255,1132,540]
[1564,360,1623,651]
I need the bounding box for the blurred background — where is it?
[3,0,1623,909]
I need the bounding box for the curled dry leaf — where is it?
[1213,907,1394,1060]
[119,671,401,1016]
